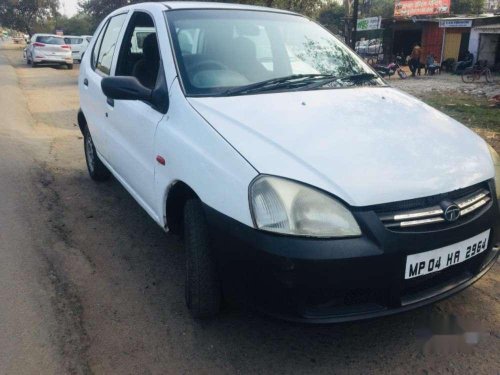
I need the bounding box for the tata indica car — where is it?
[78,2,499,322]
[26,34,73,69]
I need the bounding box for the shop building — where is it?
[469,23,500,68]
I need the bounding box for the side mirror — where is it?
[101,76,152,101]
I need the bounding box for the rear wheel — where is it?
[83,126,111,181]
[462,67,475,83]
[184,199,221,319]
[485,68,493,83]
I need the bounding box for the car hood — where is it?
[188,87,493,207]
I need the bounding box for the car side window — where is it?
[91,22,108,69]
[115,12,160,90]
[95,13,127,75]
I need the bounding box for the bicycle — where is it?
[462,62,493,83]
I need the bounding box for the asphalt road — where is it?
[0,43,499,375]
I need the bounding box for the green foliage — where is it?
[318,1,345,34]
[55,13,93,35]
[0,0,60,35]
[78,0,323,30]
[451,0,485,14]
[364,0,395,18]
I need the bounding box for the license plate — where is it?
[405,229,490,279]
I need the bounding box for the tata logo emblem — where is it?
[444,204,460,222]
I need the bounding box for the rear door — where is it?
[79,13,128,160]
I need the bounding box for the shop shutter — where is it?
[443,32,462,61]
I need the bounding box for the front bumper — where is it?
[204,191,499,323]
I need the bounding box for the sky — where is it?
[59,0,80,17]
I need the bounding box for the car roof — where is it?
[109,1,297,15]
[34,34,63,37]
[162,1,295,14]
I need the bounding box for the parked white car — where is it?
[26,34,73,69]
[64,35,90,62]
[78,2,500,322]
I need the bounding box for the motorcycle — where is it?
[373,58,407,79]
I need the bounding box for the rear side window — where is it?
[64,37,83,44]
[36,36,64,45]
[94,13,127,75]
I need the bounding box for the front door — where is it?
[104,11,164,213]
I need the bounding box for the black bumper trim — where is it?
[203,197,499,323]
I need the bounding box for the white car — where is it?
[26,34,73,69]
[78,2,500,322]
[64,35,90,62]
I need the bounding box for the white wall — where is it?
[469,28,480,62]
[478,33,499,65]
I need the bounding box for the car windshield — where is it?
[166,10,384,96]
[36,36,65,45]
[64,37,83,44]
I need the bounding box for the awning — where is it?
[473,24,500,33]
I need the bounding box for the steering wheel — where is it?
[188,60,229,75]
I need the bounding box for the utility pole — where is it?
[350,0,359,49]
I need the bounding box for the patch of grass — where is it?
[419,92,499,133]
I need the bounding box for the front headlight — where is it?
[488,145,500,199]
[250,176,361,237]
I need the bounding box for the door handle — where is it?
[107,97,114,107]
[83,78,88,86]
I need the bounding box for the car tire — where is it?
[67,64,73,70]
[184,199,221,318]
[32,61,38,67]
[83,125,111,181]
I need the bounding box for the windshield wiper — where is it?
[305,73,378,89]
[220,74,335,96]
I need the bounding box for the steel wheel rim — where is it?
[85,134,95,173]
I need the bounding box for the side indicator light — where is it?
[156,155,166,165]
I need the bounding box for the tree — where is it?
[365,0,395,18]
[318,1,345,35]
[0,0,60,35]
[79,0,322,29]
[451,0,485,14]
[55,13,93,35]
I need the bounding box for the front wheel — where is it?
[83,126,111,181]
[462,68,475,83]
[184,199,221,319]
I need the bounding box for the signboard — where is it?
[394,0,451,17]
[439,20,473,28]
[357,17,382,31]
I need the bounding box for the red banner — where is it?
[394,0,451,17]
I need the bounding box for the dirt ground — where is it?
[0,42,499,375]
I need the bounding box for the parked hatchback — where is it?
[78,2,499,322]
[26,34,73,69]
[64,35,90,63]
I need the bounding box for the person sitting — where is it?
[425,54,439,75]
